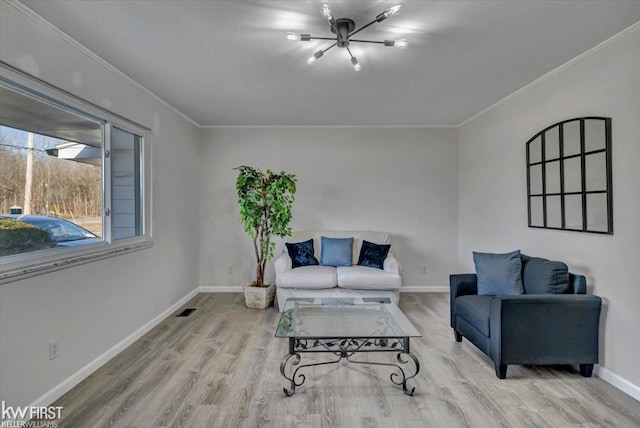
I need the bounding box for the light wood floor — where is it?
[45,293,640,427]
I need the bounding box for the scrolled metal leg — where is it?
[394,351,419,396]
[280,353,303,396]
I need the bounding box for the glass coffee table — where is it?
[275,298,421,396]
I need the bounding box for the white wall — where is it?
[0,2,202,408]
[199,127,459,289]
[458,28,640,393]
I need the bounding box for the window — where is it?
[526,117,612,234]
[0,64,151,282]
[111,127,142,240]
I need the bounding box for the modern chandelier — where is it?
[287,3,407,71]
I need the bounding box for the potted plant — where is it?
[235,165,297,309]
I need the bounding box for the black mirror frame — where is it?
[526,117,613,235]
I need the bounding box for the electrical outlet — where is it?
[49,340,58,360]
[422,265,427,274]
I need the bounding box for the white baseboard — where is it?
[401,286,448,292]
[27,288,200,411]
[199,285,243,292]
[595,366,640,402]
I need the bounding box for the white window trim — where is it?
[0,63,153,284]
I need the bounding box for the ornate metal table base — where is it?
[280,336,419,396]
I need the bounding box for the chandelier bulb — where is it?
[307,50,324,64]
[378,2,401,21]
[321,4,333,21]
[287,32,301,41]
[394,38,408,49]
[387,3,402,17]
[351,57,361,71]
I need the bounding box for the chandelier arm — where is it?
[348,19,379,38]
[349,39,386,44]
[308,36,337,41]
[321,43,338,54]
[345,46,355,59]
[346,46,361,71]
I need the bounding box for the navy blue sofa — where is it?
[450,257,602,379]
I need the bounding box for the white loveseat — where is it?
[274,230,401,312]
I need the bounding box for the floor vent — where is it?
[176,308,196,317]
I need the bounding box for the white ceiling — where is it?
[21,1,640,127]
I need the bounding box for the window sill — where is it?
[0,240,153,285]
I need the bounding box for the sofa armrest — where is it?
[383,253,401,275]
[274,252,292,275]
[450,274,478,298]
[489,294,602,365]
[449,274,478,328]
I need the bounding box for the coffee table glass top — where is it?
[275,298,421,338]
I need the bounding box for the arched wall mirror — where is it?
[526,117,612,234]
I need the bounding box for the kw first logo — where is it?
[1,402,62,428]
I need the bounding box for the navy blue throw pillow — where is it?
[357,240,391,270]
[285,239,319,269]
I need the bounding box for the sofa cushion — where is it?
[276,265,337,289]
[320,236,353,267]
[521,254,570,294]
[473,250,524,296]
[336,266,401,290]
[357,240,391,270]
[285,239,319,269]
[455,295,493,337]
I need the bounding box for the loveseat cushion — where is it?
[455,295,493,337]
[336,266,401,290]
[521,254,570,294]
[473,250,524,296]
[276,265,337,289]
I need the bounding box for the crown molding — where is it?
[6,0,200,128]
[457,20,640,128]
[201,124,458,129]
